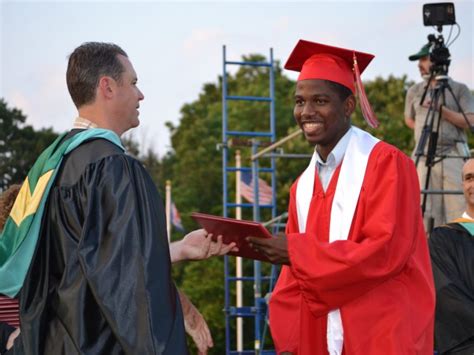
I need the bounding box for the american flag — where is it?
[170,202,185,232]
[240,171,273,205]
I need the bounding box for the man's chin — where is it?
[303,132,322,147]
[306,138,319,147]
[131,118,140,128]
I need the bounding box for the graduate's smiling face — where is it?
[293,79,354,159]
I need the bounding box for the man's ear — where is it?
[98,76,115,100]
[344,95,356,118]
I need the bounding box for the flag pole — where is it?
[251,128,302,161]
[165,180,171,243]
[235,150,243,351]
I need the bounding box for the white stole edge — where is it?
[295,127,380,355]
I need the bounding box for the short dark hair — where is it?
[66,42,128,108]
[324,80,353,101]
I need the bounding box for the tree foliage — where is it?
[0,99,58,191]
[352,75,415,154]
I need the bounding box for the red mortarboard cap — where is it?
[284,39,374,93]
[285,39,379,128]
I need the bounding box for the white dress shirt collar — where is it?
[314,127,353,191]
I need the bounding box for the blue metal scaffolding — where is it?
[221,45,279,354]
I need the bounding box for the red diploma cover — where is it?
[191,212,272,261]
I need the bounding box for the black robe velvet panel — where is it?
[10,134,187,354]
[429,223,474,355]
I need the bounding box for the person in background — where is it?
[404,42,474,232]
[429,158,474,355]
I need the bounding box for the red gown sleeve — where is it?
[287,145,425,317]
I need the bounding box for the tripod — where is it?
[414,73,472,232]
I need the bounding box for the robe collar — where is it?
[296,126,379,236]
[315,128,351,168]
[461,212,474,220]
[451,214,474,236]
[73,116,98,129]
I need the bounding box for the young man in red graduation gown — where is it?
[248,40,435,355]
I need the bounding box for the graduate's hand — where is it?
[6,327,20,350]
[172,229,238,262]
[247,232,290,265]
[179,290,213,354]
[421,98,444,113]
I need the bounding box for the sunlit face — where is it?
[462,159,474,208]
[293,79,353,159]
[112,55,145,134]
[418,56,432,77]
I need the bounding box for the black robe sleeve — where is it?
[76,155,186,354]
[78,155,183,354]
[429,224,474,354]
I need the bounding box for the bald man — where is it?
[460,159,474,219]
[429,158,474,355]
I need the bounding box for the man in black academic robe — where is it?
[14,135,190,354]
[429,158,474,355]
[7,42,233,355]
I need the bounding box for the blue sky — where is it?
[1,0,472,155]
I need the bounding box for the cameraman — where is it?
[404,42,474,231]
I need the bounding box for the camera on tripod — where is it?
[423,2,456,76]
[426,34,450,76]
[413,2,472,229]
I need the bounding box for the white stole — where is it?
[295,127,379,355]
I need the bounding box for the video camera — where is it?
[422,2,456,75]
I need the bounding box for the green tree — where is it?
[0,99,58,191]
[352,75,415,154]
[166,56,297,222]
